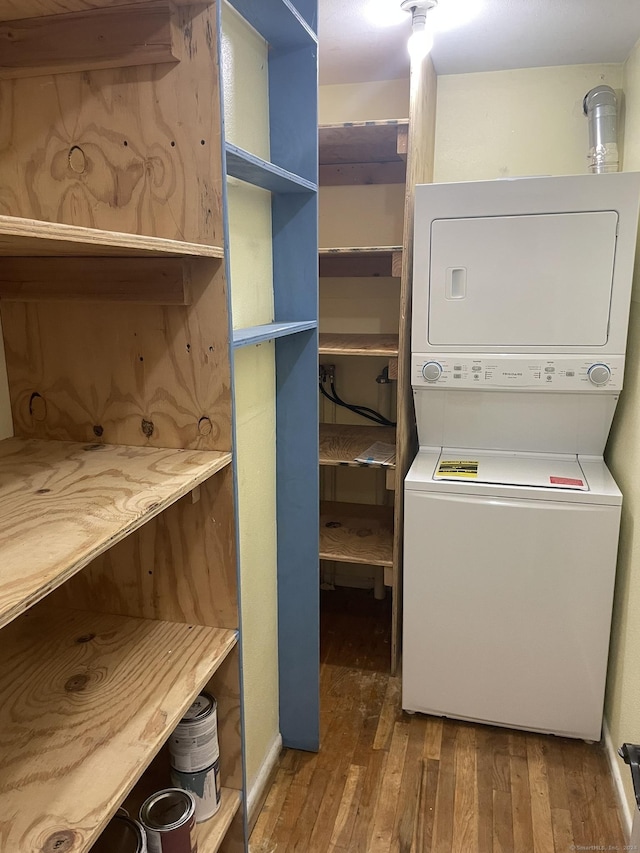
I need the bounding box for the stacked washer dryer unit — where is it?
[402,174,640,741]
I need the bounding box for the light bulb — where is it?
[407,20,434,60]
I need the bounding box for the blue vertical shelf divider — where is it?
[222,0,320,758]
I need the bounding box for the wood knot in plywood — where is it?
[355,527,374,538]
[198,416,212,436]
[68,146,87,174]
[141,419,154,438]
[75,633,95,644]
[326,521,341,528]
[36,488,51,495]
[93,425,104,437]
[28,392,47,422]
[64,673,89,693]
[42,830,77,852]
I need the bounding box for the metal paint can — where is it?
[92,811,147,853]
[169,692,219,773]
[139,788,197,853]
[171,757,221,822]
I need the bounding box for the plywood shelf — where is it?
[0,0,197,23]
[319,246,402,278]
[319,423,396,468]
[0,604,237,853]
[320,501,393,566]
[0,215,225,258]
[0,438,232,630]
[319,120,408,185]
[319,332,399,357]
[0,3,179,80]
[232,320,317,348]
[226,143,317,194]
[320,501,393,567]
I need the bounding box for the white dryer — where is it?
[403,173,640,740]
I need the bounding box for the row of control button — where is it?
[421,362,613,385]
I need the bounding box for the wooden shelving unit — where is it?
[0,0,247,849]
[319,332,399,356]
[0,605,236,852]
[319,246,402,278]
[319,120,408,185]
[318,110,429,672]
[319,423,396,468]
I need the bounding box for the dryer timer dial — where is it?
[587,363,612,386]
[422,362,443,382]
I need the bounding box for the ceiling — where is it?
[318,0,640,85]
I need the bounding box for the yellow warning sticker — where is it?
[437,460,478,478]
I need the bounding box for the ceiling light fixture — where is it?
[401,0,438,61]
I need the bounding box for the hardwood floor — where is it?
[250,589,625,852]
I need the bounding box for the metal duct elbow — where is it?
[583,85,619,173]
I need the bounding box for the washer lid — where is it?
[434,449,588,491]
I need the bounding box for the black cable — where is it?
[318,376,396,427]
[319,381,387,425]
[329,378,395,426]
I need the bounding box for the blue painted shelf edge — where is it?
[226,0,317,48]
[226,144,317,195]
[232,321,317,349]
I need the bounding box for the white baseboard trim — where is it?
[603,719,633,840]
[247,732,283,828]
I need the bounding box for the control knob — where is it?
[422,361,443,382]
[587,363,612,386]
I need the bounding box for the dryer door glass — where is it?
[427,211,618,347]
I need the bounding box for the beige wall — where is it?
[319,78,409,123]
[434,64,622,182]
[221,4,279,790]
[605,35,640,819]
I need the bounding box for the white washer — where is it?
[403,173,640,740]
[403,449,621,741]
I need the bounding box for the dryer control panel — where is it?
[412,354,625,391]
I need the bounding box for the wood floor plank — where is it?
[251,589,627,853]
[509,733,535,853]
[423,716,443,761]
[414,758,440,853]
[582,740,626,847]
[369,723,411,852]
[493,789,514,853]
[562,740,593,847]
[475,727,495,853]
[328,764,364,852]
[451,724,478,853]
[432,721,457,853]
[249,765,296,851]
[550,807,574,852]
[347,748,388,853]
[526,736,555,853]
[393,716,427,853]
[373,676,402,751]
